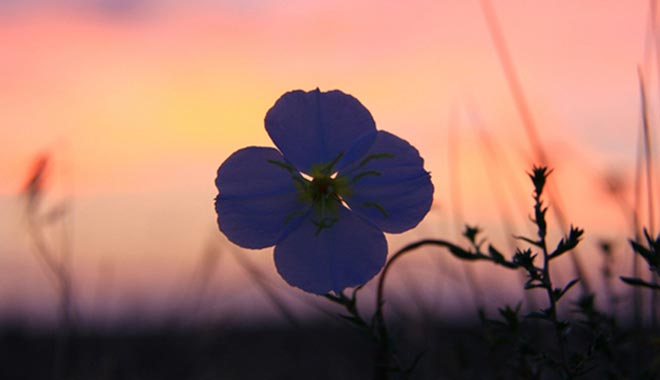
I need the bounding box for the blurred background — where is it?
[0,0,656,330]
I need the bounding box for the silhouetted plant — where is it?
[336,166,622,379]
[21,153,76,379]
[619,229,660,378]
[621,230,660,290]
[211,88,659,380]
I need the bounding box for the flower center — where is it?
[304,173,350,234]
[267,151,395,235]
[313,177,330,194]
[310,176,337,199]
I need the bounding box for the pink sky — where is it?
[0,0,655,323]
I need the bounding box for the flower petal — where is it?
[265,89,377,174]
[343,131,434,233]
[215,147,308,249]
[274,207,387,294]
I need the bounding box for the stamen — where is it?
[355,153,395,170]
[284,210,305,225]
[267,159,297,174]
[342,153,396,176]
[267,159,307,188]
[363,201,389,217]
[351,170,381,184]
[318,151,345,175]
[313,217,339,235]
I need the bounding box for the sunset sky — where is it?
[0,0,656,324]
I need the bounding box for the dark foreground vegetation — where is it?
[0,318,657,380]
[10,165,660,380]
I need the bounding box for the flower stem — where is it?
[372,238,518,379]
[530,167,572,379]
[536,208,570,378]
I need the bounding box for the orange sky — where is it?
[0,0,656,324]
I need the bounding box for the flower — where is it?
[215,89,434,294]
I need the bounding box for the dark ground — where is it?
[0,318,654,380]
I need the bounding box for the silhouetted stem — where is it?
[371,238,518,379]
[539,227,569,377]
[25,210,75,380]
[531,181,571,379]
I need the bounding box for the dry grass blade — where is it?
[478,0,591,294]
[230,248,300,328]
[637,67,659,326]
[447,105,484,312]
[466,102,537,310]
